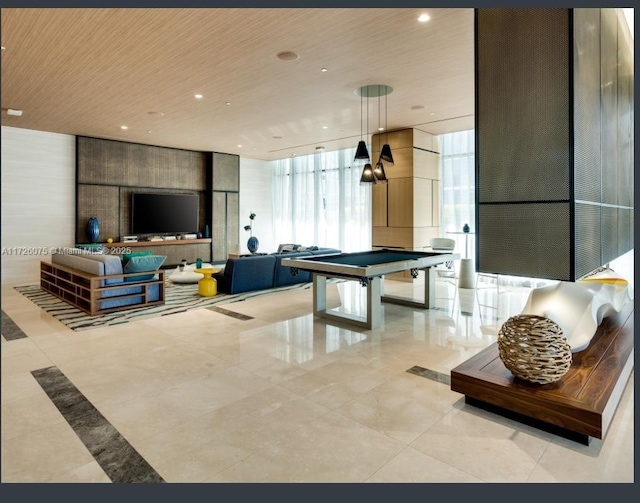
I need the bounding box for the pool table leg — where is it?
[313,274,328,315]
[367,276,382,328]
[312,274,382,330]
[424,266,435,309]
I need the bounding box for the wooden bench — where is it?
[450,301,634,445]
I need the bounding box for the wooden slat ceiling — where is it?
[1,8,475,160]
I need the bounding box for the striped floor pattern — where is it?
[15,281,315,331]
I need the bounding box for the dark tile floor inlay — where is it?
[1,310,28,340]
[406,365,451,386]
[31,366,165,483]
[207,306,254,320]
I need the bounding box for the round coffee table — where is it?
[169,263,213,284]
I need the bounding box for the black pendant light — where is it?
[355,141,369,160]
[379,89,394,164]
[360,163,376,183]
[354,91,370,161]
[373,161,387,182]
[355,84,393,183]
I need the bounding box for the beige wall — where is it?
[1,126,76,286]
[239,157,274,254]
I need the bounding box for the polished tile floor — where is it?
[1,261,634,485]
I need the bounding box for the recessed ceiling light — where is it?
[1,46,5,50]
[322,126,328,130]
[147,111,164,117]
[378,127,385,131]
[418,13,431,23]
[277,51,299,61]
[147,130,152,134]
[291,153,296,157]
[430,112,436,116]
[316,146,325,151]
[273,136,283,140]
[6,108,23,116]
[120,125,128,130]
[225,102,231,106]
[237,144,242,148]
[411,105,425,110]
[321,67,328,72]
[194,94,203,99]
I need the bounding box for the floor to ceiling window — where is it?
[271,147,371,252]
[440,129,476,255]
[440,129,475,234]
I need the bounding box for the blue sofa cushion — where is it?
[122,251,153,266]
[83,254,125,285]
[123,255,166,282]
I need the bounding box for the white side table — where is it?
[447,231,476,289]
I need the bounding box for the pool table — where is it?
[281,249,460,329]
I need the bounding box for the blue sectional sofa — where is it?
[214,247,341,294]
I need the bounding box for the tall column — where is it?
[371,128,441,281]
[475,8,633,281]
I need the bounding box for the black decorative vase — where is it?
[463,223,470,233]
[247,236,259,254]
[86,217,100,243]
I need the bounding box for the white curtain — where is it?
[271,147,371,251]
[440,129,476,235]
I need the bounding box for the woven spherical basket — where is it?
[497,314,572,385]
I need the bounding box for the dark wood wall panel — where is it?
[226,192,240,256]
[76,185,120,243]
[212,192,227,262]
[77,136,206,190]
[77,137,240,265]
[211,152,240,262]
[212,152,240,191]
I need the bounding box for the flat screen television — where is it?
[131,193,199,235]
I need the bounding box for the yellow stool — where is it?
[194,268,219,297]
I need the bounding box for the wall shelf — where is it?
[103,238,212,248]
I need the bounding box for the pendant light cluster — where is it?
[354,84,394,184]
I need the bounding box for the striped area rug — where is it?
[14,281,314,332]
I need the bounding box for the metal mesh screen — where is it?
[600,8,619,205]
[478,202,571,281]
[617,208,631,257]
[574,9,602,203]
[617,35,633,208]
[574,203,601,279]
[477,9,571,203]
[601,206,618,264]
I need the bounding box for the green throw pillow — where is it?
[123,255,166,282]
[122,251,153,266]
